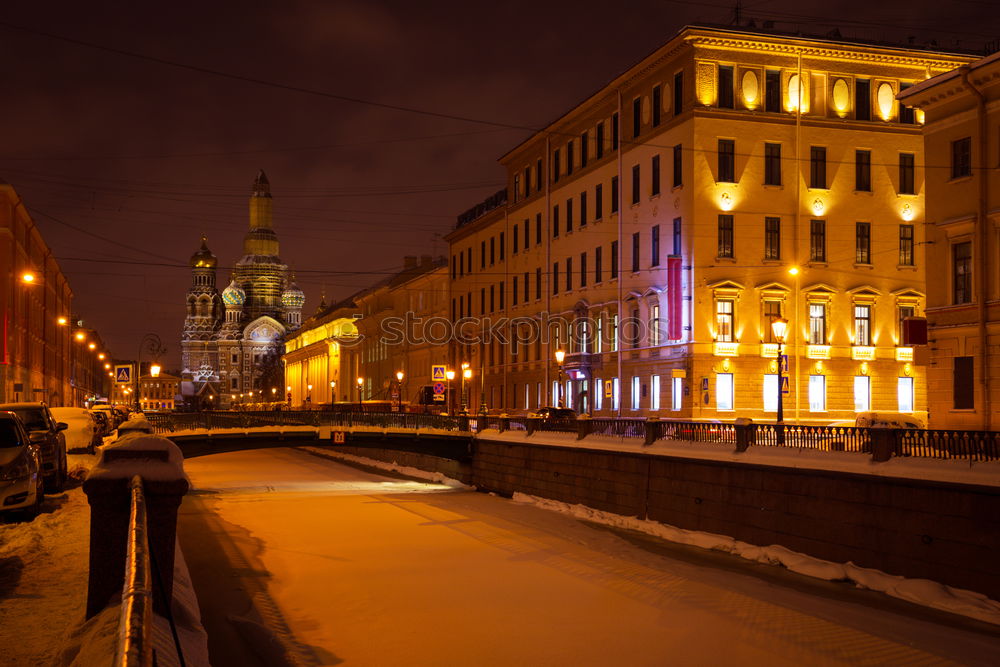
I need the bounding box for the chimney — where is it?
[403,256,418,269]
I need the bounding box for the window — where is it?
[809,376,826,412]
[854,376,871,412]
[716,299,734,342]
[612,112,619,150]
[632,97,641,138]
[512,224,519,254]
[499,232,505,260]
[553,148,561,182]
[566,198,573,232]
[953,241,972,304]
[595,246,603,283]
[612,377,620,410]
[898,377,914,413]
[672,145,682,187]
[566,140,574,175]
[810,146,826,189]
[810,220,826,262]
[809,303,826,345]
[763,375,778,412]
[552,262,559,295]
[523,271,529,302]
[580,192,588,226]
[512,276,518,306]
[552,205,560,238]
[611,177,619,213]
[595,317,603,353]
[631,232,640,273]
[855,150,871,191]
[898,305,915,339]
[899,225,914,266]
[765,70,780,112]
[764,143,781,185]
[899,153,915,194]
[581,131,588,167]
[717,215,734,258]
[535,267,542,300]
[651,375,661,410]
[651,155,661,196]
[854,304,872,346]
[763,300,781,342]
[673,71,683,115]
[650,304,660,346]
[855,79,871,121]
[536,159,542,191]
[718,65,734,109]
[631,164,640,204]
[954,356,974,409]
[611,240,619,279]
[648,227,660,269]
[652,85,661,127]
[524,167,530,197]
[631,376,640,410]
[610,313,619,351]
[596,122,604,160]
[580,252,587,287]
[718,139,735,182]
[672,377,682,410]
[673,217,682,255]
[764,217,781,260]
[856,222,871,264]
[952,137,972,179]
[899,83,914,124]
[594,377,603,411]
[716,373,734,411]
[565,257,572,292]
[513,174,520,202]
[595,184,603,220]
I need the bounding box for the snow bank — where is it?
[298,446,471,489]
[513,492,1000,626]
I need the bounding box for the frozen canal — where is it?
[178,446,1000,666]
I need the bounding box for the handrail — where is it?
[114,475,153,667]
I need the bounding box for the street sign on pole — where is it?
[604,380,613,398]
[431,365,447,382]
[115,365,131,384]
[433,382,445,395]
[781,376,790,394]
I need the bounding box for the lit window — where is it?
[671,377,683,411]
[898,377,914,413]
[594,378,603,411]
[651,375,660,410]
[631,376,640,410]
[854,305,872,346]
[854,376,871,412]
[650,304,661,346]
[716,373,734,411]
[612,378,620,410]
[809,375,826,412]
[763,374,777,412]
[809,303,826,345]
[716,299,734,342]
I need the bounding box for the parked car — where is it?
[0,411,44,517]
[50,407,98,454]
[92,404,118,430]
[853,412,925,429]
[90,410,111,437]
[0,402,68,492]
[529,407,578,420]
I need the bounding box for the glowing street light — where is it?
[554,349,566,407]
[20,272,35,284]
[57,316,67,326]
[772,317,789,444]
[356,376,364,410]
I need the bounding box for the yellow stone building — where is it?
[447,25,972,422]
[898,52,1000,430]
[282,299,359,408]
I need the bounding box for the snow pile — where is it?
[513,492,1000,626]
[299,446,471,489]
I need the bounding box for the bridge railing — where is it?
[144,411,1000,462]
[114,475,153,667]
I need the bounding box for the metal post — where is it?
[776,340,785,445]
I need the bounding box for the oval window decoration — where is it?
[833,79,850,116]
[877,82,895,120]
[742,70,759,109]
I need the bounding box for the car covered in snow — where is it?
[50,407,98,454]
[0,402,68,492]
[0,411,44,516]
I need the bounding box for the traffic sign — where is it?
[433,393,445,402]
[780,354,789,373]
[781,376,790,394]
[332,431,345,444]
[115,365,132,383]
[604,380,613,398]
[431,364,447,382]
[433,382,446,395]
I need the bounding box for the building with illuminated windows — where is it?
[898,52,1000,430]
[446,24,973,422]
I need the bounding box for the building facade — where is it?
[283,299,360,408]
[139,371,181,411]
[181,171,304,410]
[898,53,1000,430]
[446,25,972,422]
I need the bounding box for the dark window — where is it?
[899,83,914,124]
[535,213,542,245]
[856,222,871,264]
[718,66,734,109]
[764,217,781,260]
[651,155,661,195]
[765,70,780,112]
[595,184,603,220]
[566,141,574,175]
[524,167,530,197]
[513,224,518,254]
[764,143,781,185]
[596,122,604,160]
[855,150,871,191]
[611,240,619,278]
[899,225,914,266]
[631,164,640,204]
[523,219,529,249]
[952,137,972,179]
[718,139,735,182]
[580,253,587,287]
[595,246,603,283]
[855,79,871,121]
[499,232,505,261]
[953,241,972,304]
[632,97,641,138]
[466,248,471,273]
[523,271,529,302]
[536,159,542,191]
[581,131,588,167]
[459,251,464,277]
[552,262,559,295]
[899,153,915,194]
[566,198,573,232]
[672,217,681,256]
[535,267,542,300]
[553,149,561,182]
[810,146,826,189]
[489,237,495,265]
[499,280,505,310]
[651,225,660,267]
[580,192,588,226]
[954,356,975,409]
[652,85,661,127]
[565,257,572,291]
[451,255,456,280]
[672,145,682,187]
[673,71,683,115]
[810,220,826,262]
[717,215,734,258]
[611,176,619,213]
[482,288,487,314]
[631,232,640,273]
[552,205,559,238]
[612,112,619,150]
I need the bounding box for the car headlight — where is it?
[0,453,31,481]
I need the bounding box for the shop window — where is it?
[854,376,871,412]
[716,373,734,411]
[897,377,914,413]
[809,375,826,412]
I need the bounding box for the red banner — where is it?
[667,256,682,340]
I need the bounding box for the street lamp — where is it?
[307,383,313,407]
[356,376,364,410]
[445,369,456,414]
[329,380,336,405]
[461,367,472,414]
[771,317,788,445]
[395,371,404,413]
[554,349,566,407]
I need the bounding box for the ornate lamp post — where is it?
[554,349,566,407]
[134,333,165,412]
[356,376,364,411]
[395,371,404,412]
[461,366,472,414]
[445,369,456,415]
[307,383,313,408]
[329,380,336,405]
[771,317,788,445]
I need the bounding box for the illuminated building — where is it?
[898,52,1000,430]
[447,24,972,422]
[283,298,359,408]
[139,371,180,411]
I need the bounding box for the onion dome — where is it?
[189,235,217,268]
[221,280,246,306]
[281,282,305,309]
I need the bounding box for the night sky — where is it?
[2,0,997,367]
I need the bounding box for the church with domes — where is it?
[180,171,304,409]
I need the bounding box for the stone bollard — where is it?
[734,417,755,452]
[576,415,592,441]
[526,417,540,436]
[643,417,660,447]
[83,421,189,619]
[869,424,894,463]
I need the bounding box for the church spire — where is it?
[252,169,271,198]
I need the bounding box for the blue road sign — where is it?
[433,382,446,395]
[431,365,447,382]
[115,365,132,383]
[781,376,790,394]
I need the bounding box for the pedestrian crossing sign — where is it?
[115,365,132,384]
[431,364,447,382]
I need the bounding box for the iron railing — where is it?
[115,476,152,667]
